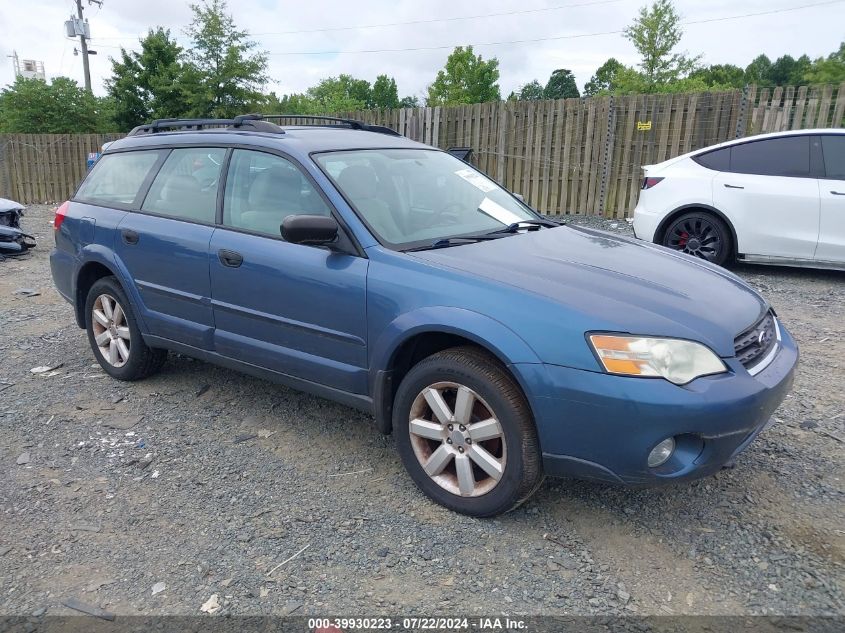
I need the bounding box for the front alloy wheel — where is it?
[409,382,506,497]
[394,347,543,517]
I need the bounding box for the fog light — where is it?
[648,437,675,468]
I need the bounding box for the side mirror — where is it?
[513,193,525,202]
[281,215,339,246]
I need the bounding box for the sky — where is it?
[0,0,843,99]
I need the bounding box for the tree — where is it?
[744,54,772,85]
[427,46,501,105]
[508,80,545,101]
[0,77,110,133]
[769,54,812,86]
[105,28,189,130]
[689,64,745,89]
[372,75,400,108]
[399,95,420,108]
[185,0,269,117]
[804,42,845,83]
[544,69,580,99]
[307,75,372,111]
[623,0,699,91]
[584,58,624,95]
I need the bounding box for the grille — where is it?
[734,312,778,370]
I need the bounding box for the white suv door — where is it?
[712,135,820,260]
[816,135,845,264]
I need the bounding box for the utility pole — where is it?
[75,0,92,93]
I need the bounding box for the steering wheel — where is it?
[436,202,464,225]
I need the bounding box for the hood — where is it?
[412,225,767,357]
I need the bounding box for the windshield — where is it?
[313,149,538,248]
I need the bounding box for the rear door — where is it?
[209,148,369,394]
[115,147,226,349]
[815,134,845,263]
[713,135,820,260]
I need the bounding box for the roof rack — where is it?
[127,113,401,137]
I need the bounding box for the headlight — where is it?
[588,334,727,385]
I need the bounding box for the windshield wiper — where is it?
[484,218,562,235]
[403,234,506,252]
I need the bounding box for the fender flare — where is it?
[655,203,740,257]
[75,246,151,333]
[369,307,543,433]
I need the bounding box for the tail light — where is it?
[641,177,664,190]
[53,201,70,231]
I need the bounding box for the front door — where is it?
[816,135,845,263]
[209,148,369,394]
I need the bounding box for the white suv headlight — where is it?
[589,334,727,385]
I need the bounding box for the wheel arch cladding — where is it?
[656,204,738,257]
[75,261,118,328]
[370,307,542,435]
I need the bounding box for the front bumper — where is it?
[518,324,798,486]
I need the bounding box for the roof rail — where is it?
[127,113,401,137]
[255,114,402,137]
[127,115,284,137]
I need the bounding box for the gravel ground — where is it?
[1,205,843,618]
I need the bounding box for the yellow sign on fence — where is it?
[637,120,652,131]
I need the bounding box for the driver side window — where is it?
[223,149,331,238]
[141,148,225,223]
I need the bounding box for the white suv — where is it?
[632,129,845,270]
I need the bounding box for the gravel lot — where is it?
[1,205,843,618]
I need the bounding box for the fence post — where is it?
[735,84,750,138]
[0,136,10,199]
[598,95,615,217]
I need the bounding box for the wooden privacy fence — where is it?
[1,83,843,216]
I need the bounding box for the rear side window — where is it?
[693,148,730,171]
[142,148,226,223]
[75,151,163,206]
[821,136,845,179]
[730,136,810,177]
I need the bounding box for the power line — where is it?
[252,0,625,36]
[88,0,625,41]
[263,0,845,56]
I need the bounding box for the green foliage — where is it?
[184,0,268,118]
[105,28,189,130]
[689,64,746,89]
[307,74,372,111]
[0,77,112,133]
[427,46,501,106]
[744,55,772,84]
[584,58,624,95]
[623,0,700,91]
[508,80,545,101]
[372,75,400,108]
[399,95,421,108]
[804,42,845,83]
[544,69,580,99]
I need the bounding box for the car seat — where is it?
[337,165,403,243]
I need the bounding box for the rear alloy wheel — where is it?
[85,276,167,381]
[663,211,732,266]
[394,347,543,517]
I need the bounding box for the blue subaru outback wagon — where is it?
[51,114,798,516]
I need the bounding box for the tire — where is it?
[84,276,167,381]
[393,346,544,517]
[662,211,732,266]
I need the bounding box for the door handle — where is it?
[121,229,139,245]
[831,191,845,196]
[218,249,243,268]
[723,184,744,189]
